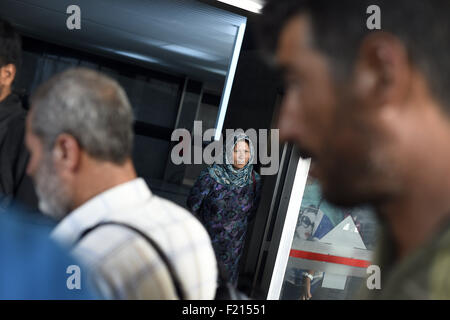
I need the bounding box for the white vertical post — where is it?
[267,158,311,300]
[214,21,247,141]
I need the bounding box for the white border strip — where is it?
[214,21,247,141]
[267,157,311,300]
[217,0,263,14]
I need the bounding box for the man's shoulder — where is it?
[98,192,211,244]
[0,93,26,118]
[430,247,450,299]
[147,195,209,231]
[362,222,450,300]
[149,194,194,215]
[0,98,26,140]
[429,223,450,299]
[75,195,218,299]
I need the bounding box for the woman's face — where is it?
[233,140,250,169]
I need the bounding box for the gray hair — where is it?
[30,68,134,164]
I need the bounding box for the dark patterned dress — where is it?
[187,169,261,285]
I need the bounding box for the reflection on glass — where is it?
[280,176,378,300]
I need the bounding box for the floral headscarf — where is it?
[207,133,255,188]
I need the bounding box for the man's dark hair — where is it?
[0,19,22,69]
[259,0,450,110]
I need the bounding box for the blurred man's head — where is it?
[0,19,21,102]
[260,0,450,207]
[25,68,135,219]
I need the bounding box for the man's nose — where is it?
[278,94,302,142]
[278,107,297,142]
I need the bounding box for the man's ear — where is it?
[353,31,411,108]
[52,134,81,173]
[0,63,17,87]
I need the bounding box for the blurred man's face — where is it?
[276,15,396,206]
[25,113,73,220]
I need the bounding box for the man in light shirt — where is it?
[24,67,218,299]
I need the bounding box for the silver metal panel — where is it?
[0,0,247,83]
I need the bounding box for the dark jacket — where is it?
[0,92,38,212]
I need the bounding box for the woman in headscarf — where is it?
[187,133,261,286]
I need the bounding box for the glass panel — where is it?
[279,173,379,300]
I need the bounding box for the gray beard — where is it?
[34,156,72,221]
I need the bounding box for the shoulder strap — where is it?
[74,221,185,300]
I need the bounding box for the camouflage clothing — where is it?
[360,219,450,299]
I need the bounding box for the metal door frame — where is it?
[249,145,311,299]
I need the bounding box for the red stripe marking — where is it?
[289,249,371,268]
